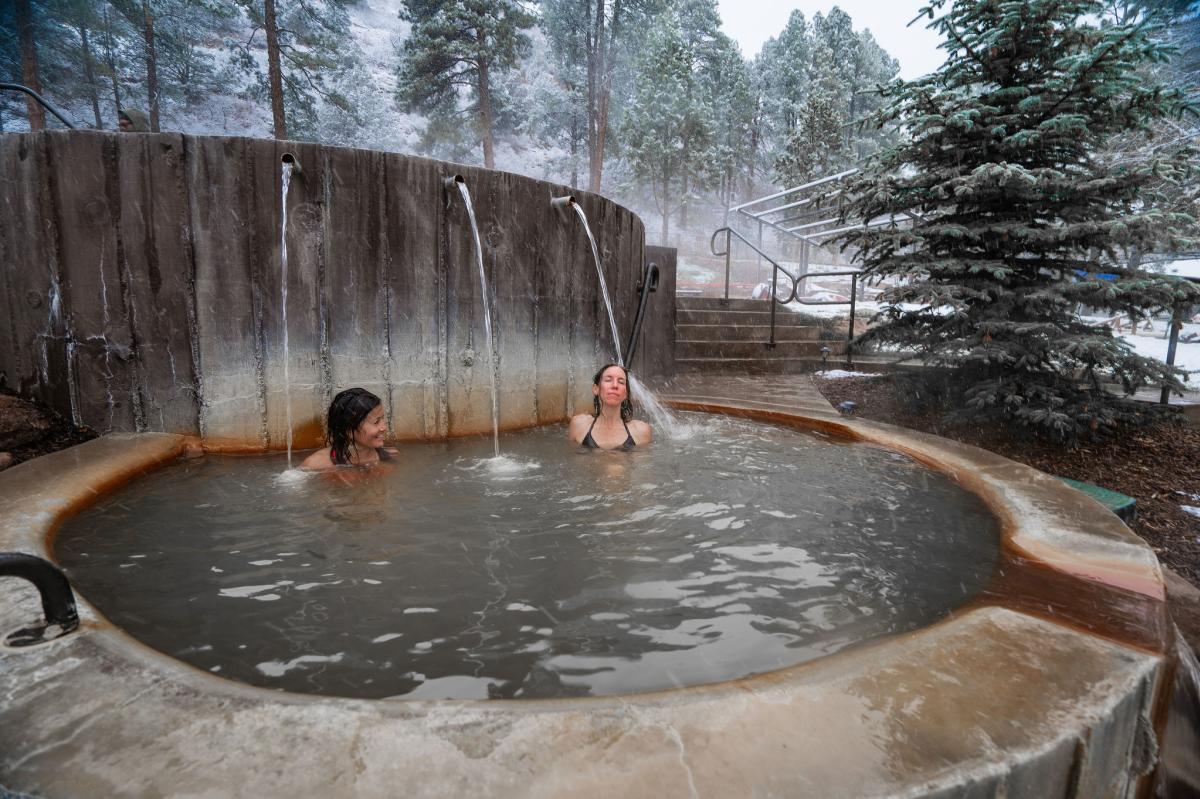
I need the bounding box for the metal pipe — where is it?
[551,195,576,211]
[0,83,79,129]
[443,174,465,208]
[0,553,79,646]
[624,262,660,366]
[281,152,301,174]
[729,168,859,213]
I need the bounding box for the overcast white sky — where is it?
[715,0,947,80]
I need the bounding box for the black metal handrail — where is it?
[710,226,801,348]
[625,261,660,366]
[793,270,863,368]
[0,83,79,130]
[0,552,80,646]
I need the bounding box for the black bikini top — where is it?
[582,416,636,451]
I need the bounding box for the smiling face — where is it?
[593,365,628,409]
[352,403,387,451]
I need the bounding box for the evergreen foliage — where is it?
[230,0,356,140]
[839,0,1200,440]
[395,0,535,168]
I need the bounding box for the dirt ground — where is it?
[0,391,97,471]
[814,373,1200,648]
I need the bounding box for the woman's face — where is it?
[352,404,387,450]
[593,366,628,407]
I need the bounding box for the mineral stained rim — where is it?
[0,402,1172,798]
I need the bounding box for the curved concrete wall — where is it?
[0,131,655,449]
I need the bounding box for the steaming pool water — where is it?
[55,413,1000,700]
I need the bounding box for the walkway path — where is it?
[647,372,836,417]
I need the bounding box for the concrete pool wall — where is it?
[0,398,1173,797]
[0,131,671,450]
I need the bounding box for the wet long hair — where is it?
[327,388,382,465]
[592,363,633,422]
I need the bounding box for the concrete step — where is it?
[674,357,854,374]
[677,308,820,326]
[677,297,774,312]
[675,340,844,359]
[676,323,823,342]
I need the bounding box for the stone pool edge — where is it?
[0,419,1171,798]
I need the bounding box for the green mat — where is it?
[1058,477,1137,523]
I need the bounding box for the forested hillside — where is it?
[1,0,1195,246]
[0,0,902,239]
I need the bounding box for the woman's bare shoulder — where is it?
[629,420,653,443]
[568,414,592,440]
[299,448,335,470]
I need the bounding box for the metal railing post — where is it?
[847,275,857,368]
[1161,303,1183,405]
[723,228,732,302]
[769,268,778,348]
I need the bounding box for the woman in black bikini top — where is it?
[300,388,398,470]
[568,363,653,450]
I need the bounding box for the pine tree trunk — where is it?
[79,23,103,129]
[102,7,124,119]
[570,112,579,188]
[587,0,623,193]
[141,0,160,132]
[15,0,45,131]
[477,54,496,169]
[660,169,671,245]
[264,0,287,139]
[680,164,689,230]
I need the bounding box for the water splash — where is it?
[457,454,541,478]
[280,162,294,468]
[572,203,623,366]
[274,468,309,486]
[629,373,694,441]
[455,181,501,458]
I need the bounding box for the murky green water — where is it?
[56,413,1000,699]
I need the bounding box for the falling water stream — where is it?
[572,203,623,366]
[569,202,683,437]
[455,180,501,459]
[280,161,294,468]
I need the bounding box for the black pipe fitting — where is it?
[0,553,80,646]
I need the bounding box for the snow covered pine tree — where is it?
[839,0,1200,440]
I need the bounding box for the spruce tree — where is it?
[840,0,1200,440]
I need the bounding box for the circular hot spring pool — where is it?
[55,413,1000,700]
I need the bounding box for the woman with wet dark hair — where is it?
[568,363,652,450]
[300,388,396,469]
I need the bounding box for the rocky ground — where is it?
[814,373,1200,648]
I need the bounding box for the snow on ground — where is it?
[1120,331,1200,374]
[814,370,883,379]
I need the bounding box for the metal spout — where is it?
[444,174,465,208]
[281,152,301,174]
[551,195,576,212]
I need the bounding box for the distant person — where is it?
[301,388,396,469]
[117,109,149,132]
[568,364,652,450]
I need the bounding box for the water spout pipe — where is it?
[551,195,576,212]
[0,553,79,646]
[624,262,660,367]
[444,174,465,208]
[281,152,301,174]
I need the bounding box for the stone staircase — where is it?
[675,297,846,373]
